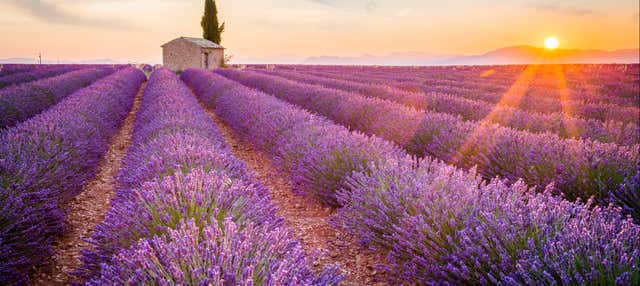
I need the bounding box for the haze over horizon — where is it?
[0,0,638,64]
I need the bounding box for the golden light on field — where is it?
[480,69,495,77]
[545,37,559,49]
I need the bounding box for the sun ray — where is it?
[451,64,541,168]
[480,69,495,78]
[552,64,581,139]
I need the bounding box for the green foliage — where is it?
[201,0,224,44]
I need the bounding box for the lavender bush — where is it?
[80,68,340,284]
[88,219,342,286]
[0,67,116,128]
[182,68,407,206]
[340,161,640,285]
[611,165,640,223]
[259,68,639,145]
[288,64,639,107]
[186,67,640,285]
[407,115,639,202]
[217,68,638,206]
[216,69,424,147]
[82,168,282,279]
[0,67,145,285]
[80,68,268,275]
[0,64,40,77]
[0,65,79,88]
[295,66,640,124]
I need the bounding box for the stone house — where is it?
[161,37,225,72]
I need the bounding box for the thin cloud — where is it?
[6,0,132,29]
[530,2,600,16]
[253,16,340,31]
[305,0,378,13]
[306,0,335,7]
[365,0,377,12]
[395,8,413,17]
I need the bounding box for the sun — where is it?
[545,37,559,49]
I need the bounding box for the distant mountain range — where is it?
[302,51,460,66]
[303,46,640,66]
[441,46,640,65]
[2,46,638,66]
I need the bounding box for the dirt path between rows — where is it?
[203,108,387,286]
[30,83,146,286]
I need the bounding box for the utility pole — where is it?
[38,53,42,65]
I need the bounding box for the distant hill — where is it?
[304,52,459,66]
[439,46,640,65]
[303,46,639,66]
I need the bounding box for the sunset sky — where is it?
[0,0,638,63]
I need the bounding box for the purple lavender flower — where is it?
[0,64,36,77]
[215,68,638,207]
[277,65,640,124]
[0,65,80,88]
[88,219,342,286]
[0,67,145,285]
[182,68,407,206]
[256,68,639,145]
[83,168,282,279]
[340,158,640,285]
[611,165,640,223]
[80,69,340,284]
[0,67,117,128]
[184,67,639,285]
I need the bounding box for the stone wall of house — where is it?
[204,49,225,70]
[163,40,201,72]
[162,39,224,72]
[162,39,224,71]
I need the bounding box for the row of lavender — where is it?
[277,64,640,108]
[284,67,640,124]
[0,67,117,128]
[384,64,640,103]
[330,66,639,103]
[182,68,640,285]
[309,67,640,123]
[0,64,68,75]
[0,68,145,285]
[78,69,341,285]
[0,64,120,76]
[255,68,639,145]
[216,69,639,218]
[0,65,92,89]
[0,64,37,77]
[275,64,640,89]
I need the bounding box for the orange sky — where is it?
[0,0,638,63]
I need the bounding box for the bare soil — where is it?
[204,108,388,286]
[29,83,146,286]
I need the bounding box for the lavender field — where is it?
[0,63,639,285]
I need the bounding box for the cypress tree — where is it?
[201,0,224,44]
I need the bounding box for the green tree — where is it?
[201,0,225,44]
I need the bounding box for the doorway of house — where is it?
[204,52,210,69]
